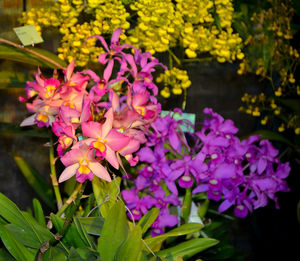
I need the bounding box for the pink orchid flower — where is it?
[81,108,130,169]
[59,143,111,183]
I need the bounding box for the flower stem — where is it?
[168,49,181,66]
[49,135,63,210]
[56,182,84,217]
[0,37,65,69]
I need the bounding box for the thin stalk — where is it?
[56,183,83,217]
[49,135,63,210]
[182,88,187,111]
[182,57,213,63]
[0,38,65,69]
[168,49,181,66]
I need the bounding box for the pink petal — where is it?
[102,108,113,138]
[111,28,123,43]
[58,163,79,183]
[119,139,140,156]
[105,146,119,169]
[60,148,82,166]
[65,60,75,81]
[20,114,36,127]
[88,162,111,182]
[103,59,114,81]
[82,121,102,139]
[106,129,130,151]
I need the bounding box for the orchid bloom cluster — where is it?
[20,29,165,184]
[122,108,290,235]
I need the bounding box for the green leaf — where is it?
[42,246,67,261]
[249,130,294,147]
[0,192,55,248]
[73,218,96,249]
[13,156,55,209]
[0,70,33,89]
[181,188,192,223]
[5,224,40,249]
[0,43,66,69]
[0,248,14,261]
[32,199,46,227]
[144,223,203,250]
[115,225,143,261]
[50,214,87,248]
[279,99,300,116]
[198,199,210,219]
[77,217,104,236]
[0,122,50,138]
[68,247,100,261]
[155,238,219,260]
[97,201,128,261]
[92,176,121,218]
[137,208,159,235]
[0,224,35,261]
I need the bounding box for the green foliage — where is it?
[13,155,55,210]
[0,43,66,69]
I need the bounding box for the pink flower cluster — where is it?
[20,29,165,183]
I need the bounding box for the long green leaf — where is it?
[279,99,300,116]
[137,208,159,235]
[50,214,87,248]
[0,43,66,69]
[68,247,100,261]
[13,155,55,209]
[249,130,294,147]
[0,224,35,261]
[0,193,54,247]
[32,199,46,227]
[0,70,33,89]
[0,248,14,260]
[73,218,96,249]
[5,224,40,249]
[97,201,128,261]
[155,238,219,260]
[77,217,104,236]
[144,223,203,250]
[115,225,143,261]
[0,122,50,138]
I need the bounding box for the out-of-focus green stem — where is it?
[182,57,213,63]
[56,183,83,217]
[168,49,181,66]
[49,135,63,210]
[182,89,187,111]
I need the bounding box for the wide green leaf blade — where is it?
[115,225,143,261]
[97,200,128,261]
[155,238,219,260]
[77,217,104,236]
[92,176,121,218]
[5,224,40,249]
[13,155,55,209]
[32,199,46,227]
[0,43,66,69]
[145,223,203,249]
[0,224,35,261]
